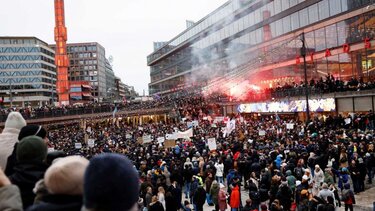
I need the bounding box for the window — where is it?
[308,4,319,25]
[318,0,330,21]
[282,16,291,34]
[330,0,342,16]
[314,28,326,51]
[325,24,338,48]
[274,0,282,14]
[299,8,309,27]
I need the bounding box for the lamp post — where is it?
[301,32,310,123]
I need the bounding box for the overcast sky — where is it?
[0,0,228,94]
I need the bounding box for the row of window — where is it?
[67,45,97,52]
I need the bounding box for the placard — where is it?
[138,127,143,131]
[286,123,294,130]
[47,147,55,153]
[88,139,95,148]
[207,138,217,151]
[344,118,351,125]
[187,121,193,128]
[75,143,82,149]
[192,120,199,127]
[142,135,152,144]
[126,134,132,139]
[157,137,165,144]
[258,130,266,136]
[164,140,175,148]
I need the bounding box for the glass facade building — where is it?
[148,0,375,95]
[0,37,56,107]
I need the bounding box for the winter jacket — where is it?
[0,185,23,211]
[193,187,206,207]
[229,185,240,208]
[0,128,22,170]
[210,183,220,205]
[215,163,224,177]
[9,162,48,209]
[26,194,83,211]
[218,189,227,211]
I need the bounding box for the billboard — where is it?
[237,98,336,113]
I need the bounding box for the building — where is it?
[105,58,116,102]
[51,42,107,102]
[115,77,126,101]
[148,0,375,96]
[0,37,56,107]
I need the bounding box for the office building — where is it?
[148,0,375,95]
[0,37,56,107]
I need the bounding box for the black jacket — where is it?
[26,195,82,211]
[9,162,48,209]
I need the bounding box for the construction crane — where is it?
[54,0,70,105]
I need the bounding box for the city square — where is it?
[0,0,375,211]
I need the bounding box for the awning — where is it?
[82,93,92,97]
[82,85,92,89]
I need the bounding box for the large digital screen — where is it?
[237,98,336,113]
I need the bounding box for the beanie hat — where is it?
[17,136,47,162]
[18,125,47,141]
[45,156,89,195]
[4,112,26,130]
[261,204,268,211]
[286,170,292,176]
[84,153,139,211]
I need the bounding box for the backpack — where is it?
[341,190,350,201]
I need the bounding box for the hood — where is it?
[4,112,26,130]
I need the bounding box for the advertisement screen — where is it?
[237,98,336,113]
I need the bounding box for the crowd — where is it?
[271,75,375,98]
[0,93,375,211]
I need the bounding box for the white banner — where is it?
[166,133,177,140]
[207,138,217,151]
[187,122,193,128]
[125,134,132,139]
[177,128,193,139]
[157,137,165,144]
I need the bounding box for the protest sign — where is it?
[207,138,217,150]
[75,143,82,149]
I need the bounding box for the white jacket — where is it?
[215,163,224,177]
[0,128,22,170]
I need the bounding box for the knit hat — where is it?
[45,156,89,195]
[286,170,292,176]
[16,136,47,162]
[84,153,139,211]
[4,112,26,130]
[18,125,47,141]
[260,204,268,211]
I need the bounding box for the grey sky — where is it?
[0,0,228,94]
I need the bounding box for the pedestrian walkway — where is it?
[337,186,375,211]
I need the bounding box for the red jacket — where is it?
[230,186,241,208]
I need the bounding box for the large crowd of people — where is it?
[0,92,374,211]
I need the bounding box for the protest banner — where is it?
[75,143,82,149]
[88,139,95,148]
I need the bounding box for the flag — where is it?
[112,106,118,118]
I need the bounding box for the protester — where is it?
[0,112,26,170]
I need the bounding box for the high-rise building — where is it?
[105,58,116,102]
[0,37,56,107]
[51,42,107,102]
[148,0,375,95]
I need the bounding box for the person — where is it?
[313,165,324,195]
[215,160,224,184]
[229,182,241,211]
[0,112,26,170]
[27,156,89,211]
[317,183,334,204]
[210,180,220,211]
[193,185,206,211]
[0,167,22,211]
[5,124,49,176]
[145,187,153,211]
[82,153,139,211]
[341,183,355,211]
[276,179,292,211]
[168,180,182,210]
[158,186,166,210]
[242,199,253,211]
[218,183,227,211]
[149,196,164,211]
[298,190,309,211]
[8,135,48,209]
